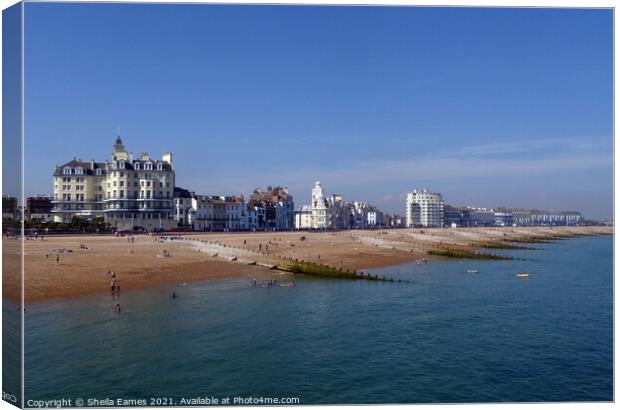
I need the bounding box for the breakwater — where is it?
[181,237,401,282]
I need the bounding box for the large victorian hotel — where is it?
[52,136,176,230]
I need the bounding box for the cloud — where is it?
[181,151,611,194]
[176,134,612,217]
[453,136,610,157]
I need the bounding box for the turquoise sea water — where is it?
[23,235,612,404]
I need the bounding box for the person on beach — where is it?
[111,280,116,292]
[56,254,59,264]
[171,292,176,299]
[114,304,121,314]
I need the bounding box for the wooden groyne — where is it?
[179,237,402,283]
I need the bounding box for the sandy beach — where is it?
[3,225,612,303]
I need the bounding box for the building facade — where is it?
[52,135,176,230]
[248,186,294,231]
[2,196,18,219]
[26,195,54,222]
[406,189,444,227]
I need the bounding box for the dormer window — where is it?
[119,161,125,169]
[134,162,140,170]
[157,163,163,171]
[95,169,102,176]
[63,167,72,175]
[145,162,153,171]
[75,167,83,175]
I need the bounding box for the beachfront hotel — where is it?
[406,189,444,228]
[52,135,176,230]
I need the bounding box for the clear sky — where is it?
[22,3,613,219]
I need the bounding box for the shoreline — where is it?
[3,226,612,303]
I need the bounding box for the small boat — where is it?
[466,269,478,273]
[516,273,530,278]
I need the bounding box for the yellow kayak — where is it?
[516,273,530,278]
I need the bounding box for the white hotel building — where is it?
[406,189,444,227]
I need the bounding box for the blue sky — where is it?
[22,4,613,219]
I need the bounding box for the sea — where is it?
[18,235,612,404]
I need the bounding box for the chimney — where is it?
[162,152,172,166]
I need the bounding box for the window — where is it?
[134,162,140,170]
[75,167,83,175]
[113,181,117,187]
[63,167,72,175]
[120,172,124,177]
[120,181,125,187]
[119,161,125,169]
[95,169,102,175]
[157,163,163,171]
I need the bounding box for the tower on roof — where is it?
[113,135,125,152]
[112,134,129,161]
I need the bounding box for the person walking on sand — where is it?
[114,303,121,314]
[56,254,59,264]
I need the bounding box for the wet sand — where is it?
[3,226,612,303]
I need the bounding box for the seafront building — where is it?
[406,189,444,227]
[494,208,583,227]
[52,135,176,230]
[295,181,386,230]
[248,186,295,230]
[186,194,252,231]
[26,195,54,222]
[443,205,583,227]
[2,195,18,219]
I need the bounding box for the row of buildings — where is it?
[293,181,388,230]
[173,186,295,232]
[3,136,297,231]
[2,136,586,231]
[405,189,583,228]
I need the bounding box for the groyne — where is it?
[181,237,402,282]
